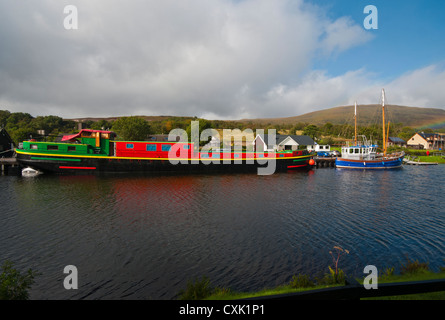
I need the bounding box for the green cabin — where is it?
[20,130,116,156]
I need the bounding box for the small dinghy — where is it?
[21,167,42,177]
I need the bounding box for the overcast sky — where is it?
[0,0,444,120]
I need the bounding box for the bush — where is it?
[178,276,214,300]
[289,274,315,289]
[400,258,429,275]
[379,267,395,280]
[317,266,347,285]
[0,261,38,300]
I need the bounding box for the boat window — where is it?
[183,145,190,150]
[81,131,92,137]
[68,146,76,151]
[354,148,359,154]
[146,144,156,151]
[47,145,59,150]
[162,144,171,152]
[212,154,219,158]
[126,143,134,149]
[30,144,38,150]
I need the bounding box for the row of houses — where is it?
[219,132,445,152]
[388,132,445,150]
[235,132,445,151]
[153,132,445,151]
[405,132,445,150]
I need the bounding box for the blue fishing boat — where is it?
[335,89,405,170]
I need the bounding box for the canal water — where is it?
[1,165,444,299]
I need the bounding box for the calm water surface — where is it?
[1,165,444,299]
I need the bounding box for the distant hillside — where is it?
[69,115,196,122]
[237,105,445,129]
[67,105,445,130]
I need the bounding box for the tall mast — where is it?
[382,88,386,156]
[354,101,357,145]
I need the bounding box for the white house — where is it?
[406,132,444,150]
[253,134,315,152]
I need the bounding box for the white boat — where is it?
[21,167,42,177]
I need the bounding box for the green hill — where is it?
[68,105,445,130]
[237,105,445,129]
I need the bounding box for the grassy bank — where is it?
[178,257,445,300]
[200,272,445,300]
[415,156,445,164]
[362,270,445,300]
[201,270,445,300]
[391,147,445,162]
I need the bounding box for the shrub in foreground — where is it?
[0,261,38,300]
[289,273,315,289]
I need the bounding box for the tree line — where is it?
[0,109,434,146]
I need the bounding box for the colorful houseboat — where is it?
[15,129,315,174]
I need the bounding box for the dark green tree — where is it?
[0,110,11,128]
[90,119,113,130]
[111,116,151,141]
[303,124,319,139]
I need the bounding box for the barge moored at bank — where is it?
[16,129,315,174]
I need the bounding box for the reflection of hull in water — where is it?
[335,154,404,169]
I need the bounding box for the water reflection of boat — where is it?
[335,89,404,170]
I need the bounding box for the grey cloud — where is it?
[0,0,376,119]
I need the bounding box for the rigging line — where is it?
[0,149,14,155]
